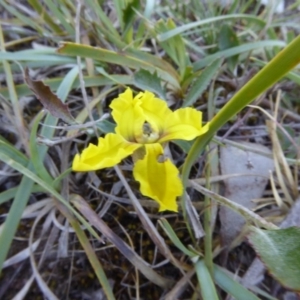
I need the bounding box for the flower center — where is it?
[136,121,159,144]
[143,122,153,136]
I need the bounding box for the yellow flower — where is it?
[73,88,209,212]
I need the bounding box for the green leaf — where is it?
[40,0,74,35]
[218,25,239,50]
[0,185,45,205]
[0,152,100,247]
[57,42,180,91]
[84,0,121,41]
[195,260,219,300]
[0,0,47,35]
[214,265,260,300]
[0,138,28,167]
[0,163,35,275]
[112,0,125,30]
[193,40,286,70]
[182,35,300,195]
[0,49,75,63]
[28,0,62,34]
[172,139,193,153]
[248,226,300,291]
[155,19,190,77]
[134,69,165,99]
[218,24,239,72]
[158,218,200,258]
[144,0,155,18]
[252,57,300,86]
[183,59,222,108]
[29,111,54,184]
[155,20,178,65]
[96,120,116,134]
[157,14,265,42]
[0,75,133,98]
[123,0,140,35]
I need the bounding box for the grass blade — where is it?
[0,163,35,274]
[195,260,219,300]
[57,42,180,90]
[214,265,260,300]
[183,59,222,107]
[157,14,265,41]
[182,35,300,190]
[159,218,199,258]
[56,200,116,300]
[194,40,286,70]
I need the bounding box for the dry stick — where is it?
[261,98,300,122]
[232,123,300,130]
[116,219,140,299]
[57,198,116,299]
[164,269,195,300]
[273,89,299,198]
[267,121,294,206]
[190,182,278,230]
[58,141,72,258]
[215,137,300,166]
[40,113,109,131]
[248,104,300,154]
[29,204,59,300]
[9,202,54,299]
[75,0,98,138]
[37,114,110,146]
[71,195,172,289]
[114,165,191,271]
[250,92,299,199]
[36,132,85,147]
[82,34,99,98]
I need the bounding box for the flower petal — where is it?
[137,90,172,132]
[110,88,144,142]
[159,107,209,143]
[133,144,182,212]
[73,133,141,171]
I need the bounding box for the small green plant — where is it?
[0,1,300,299]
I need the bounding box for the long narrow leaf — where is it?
[57,201,115,300]
[0,74,133,98]
[0,139,28,166]
[157,14,265,41]
[57,43,180,90]
[183,59,222,107]
[43,0,74,35]
[195,260,219,300]
[214,265,260,300]
[0,152,101,248]
[159,219,199,258]
[194,40,286,70]
[182,35,300,189]
[0,163,35,274]
[0,185,44,205]
[29,111,54,183]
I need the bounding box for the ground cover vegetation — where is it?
[0,0,300,299]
